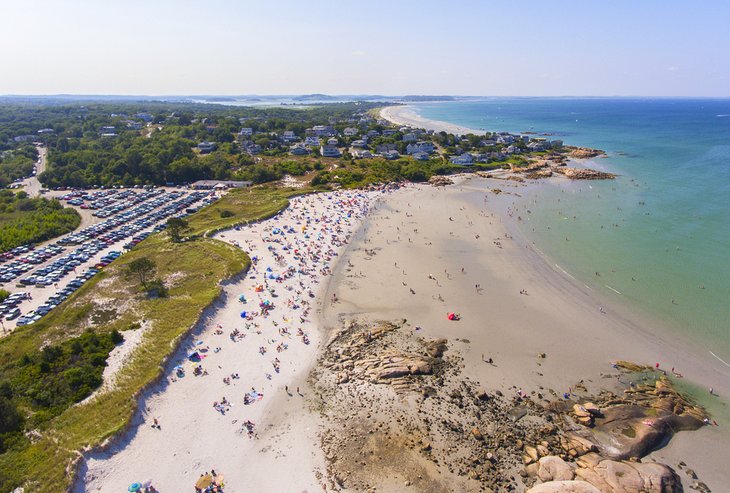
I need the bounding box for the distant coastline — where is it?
[379,104,485,135]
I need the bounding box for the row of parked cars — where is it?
[0,291,30,321]
[15,268,100,327]
[0,191,175,284]
[6,190,216,326]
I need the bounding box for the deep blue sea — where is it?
[413,98,730,359]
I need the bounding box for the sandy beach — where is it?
[320,176,729,491]
[380,104,484,135]
[77,190,379,492]
[76,179,729,492]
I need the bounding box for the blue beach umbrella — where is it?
[128,483,142,492]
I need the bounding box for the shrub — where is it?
[219,209,235,218]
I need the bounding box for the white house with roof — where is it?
[289,143,308,155]
[310,125,335,137]
[343,127,359,137]
[450,153,474,165]
[406,141,435,155]
[402,133,418,142]
[304,136,321,147]
[281,130,298,142]
[320,144,341,157]
[197,141,217,153]
[351,149,373,159]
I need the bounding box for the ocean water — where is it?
[413,98,730,359]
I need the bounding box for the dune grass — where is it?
[0,186,302,492]
[187,186,311,237]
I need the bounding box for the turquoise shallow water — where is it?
[413,98,730,359]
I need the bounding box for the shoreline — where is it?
[380,104,484,135]
[322,177,729,490]
[75,180,728,491]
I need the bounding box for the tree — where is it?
[127,257,156,288]
[166,217,190,242]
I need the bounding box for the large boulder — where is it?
[574,459,683,493]
[527,480,602,493]
[538,456,575,482]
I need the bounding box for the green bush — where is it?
[219,209,235,218]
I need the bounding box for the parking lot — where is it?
[0,187,217,332]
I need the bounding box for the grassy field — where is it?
[187,186,311,237]
[0,186,299,492]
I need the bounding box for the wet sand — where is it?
[322,177,729,490]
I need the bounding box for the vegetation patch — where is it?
[0,188,279,491]
[0,190,80,251]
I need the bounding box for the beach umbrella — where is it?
[128,483,142,492]
[195,474,213,490]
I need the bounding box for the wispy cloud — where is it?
[667,65,679,72]
[350,50,367,57]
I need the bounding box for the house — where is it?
[550,140,563,148]
[343,127,359,137]
[289,143,309,156]
[406,141,435,155]
[450,153,474,165]
[197,141,217,153]
[382,150,400,160]
[125,121,143,130]
[281,130,298,143]
[496,135,515,144]
[366,130,380,138]
[351,139,368,149]
[402,133,418,142]
[37,128,54,134]
[480,139,497,146]
[351,149,373,159]
[309,125,335,137]
[136,112,154,122]
[412,152,430,161]
[13,135,36,143]
[375,143,397,154]
[382,129,397,136]
[527,140,551,152]
[100,126,116,134]
[242,142,262,154]
[327,137,338,146]
[304,136,321,147]
[320,144,341,157]
[239,128,253,137]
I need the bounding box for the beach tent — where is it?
[195,474,213,490]
[188,351,201,362]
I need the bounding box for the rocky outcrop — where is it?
[530,455,683,493]
[552,167,615,180]
[567,147,606,159]
[528,480,602,492]
[538,456,575,482]
[428,175,453,186]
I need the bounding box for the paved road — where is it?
[19,145,47,197]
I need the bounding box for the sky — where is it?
[2,0,729,97]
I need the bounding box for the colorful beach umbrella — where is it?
[128,483,142,492]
